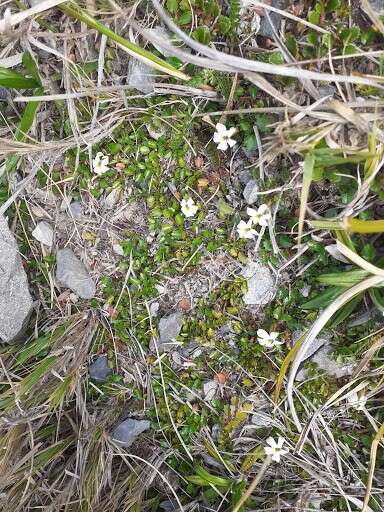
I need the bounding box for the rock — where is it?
[250,411,275,428]
[56,248,96,299]
[89,355,111,382]
[238,169,252,186]
[296,335,353,381]
[127,59,155,94]
[203,380,218,401]
[158,312,183,350]
[311,346,353,379]
[111,418,151,447]
[0,215,33,343]
[243,179,259,205]
[241,261,275,305]
[32,221,54,247]
[103,188,121,210]
[258,0,288,38]
[68,201,83,219]
[146,123,166,140]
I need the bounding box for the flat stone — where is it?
[203,380,218,401]
[158,312,183,349]
[312,346,353,379]
[111,418,150,447]
[258,0,289,38]
[89,355,111,382]
[0,215,33,343]
[56,248,96,299]
[241,261,275,305]
[127,59,155,94]
[250,411,275,428]
[296,335,353,381]
[243,179,259,205]
[68,201,83,219]
[32,221,54,247]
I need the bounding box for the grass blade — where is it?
[60,1,189,81]
[298,152,314,247]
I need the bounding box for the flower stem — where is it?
[232,456,272,512]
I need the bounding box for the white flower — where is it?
[257,329,283,349]
[92,152,110,175]
[181,198,198,218]
[264,436,289,463]
[347,391,367,411]
[237,219,258,239]
[247,204,271,227]
[213,123,237,151]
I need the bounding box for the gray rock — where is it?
[241,261,275,305]
[56,248,96,299]
[238,169,252,186]
[0,215,33,343]
[250,411,275,428]
[243,179,259,205]
[296,335,353,381]
[203,380,218,401]
[127,59,155,94]
[68,201,83,219]
[312,345,353,379]
[89,355,111,382]
[258,0,289,38]
[32,221,54,247]
[158,312,183,349]
[111,418,150,447]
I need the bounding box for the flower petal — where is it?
[276,436,285,448]
[257,329,269,339]
[246,207,257,217]
[272,453,281,463]
[227,138,237,148]
[215,123,227,135]
[226,127,237,137]
[266,436,276,448]
[217,141,228,151]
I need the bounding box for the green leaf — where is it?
[301,286,344,310]
[22,50,42,86]
[285,34,298,57]
[308,11,320,25]
[329,294,362,327]
[0,67,39,89]
[369,288,384,312]
[317,269,369,287]
[166,0,178,13]
[178,10,192,25]
[192,26,211,45]
[327,0,340,11]
[217,15,231,34]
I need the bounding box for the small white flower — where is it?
[257,329,283,349]
[237,219,258,239]
[264,436,289,463]
[347,391,367,411]
[93,152,110,175]
[213,123,237,151]
[247,204,271,227]
[181,198,198,218]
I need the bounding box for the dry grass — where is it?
[1,0,384,511]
